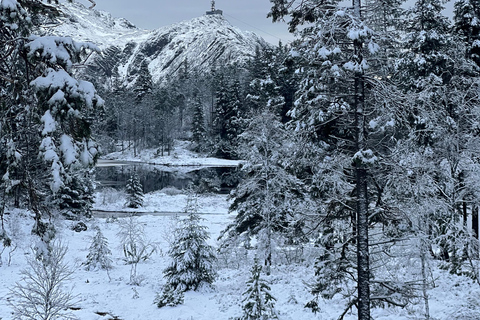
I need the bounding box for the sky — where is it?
[74,0,456,45]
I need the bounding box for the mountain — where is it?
[52,2,268,85]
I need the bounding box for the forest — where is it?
[2,0,480,319]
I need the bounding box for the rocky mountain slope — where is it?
[52,2,268,85]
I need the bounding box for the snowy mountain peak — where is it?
[52,2,268,85]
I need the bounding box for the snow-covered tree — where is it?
[238,258,278,320]
[0,0,102,245]
[268,1,379,317]
[163,193,216,292]
[212,70,245,159]
[245,47,285,118]
[125,171,143,208]
[454,0,480,68]
[220,110,305,275]
[55,169,95,219]
[117,216,155,285]
[191,89,207,151]
[84,226,112,271]
[396,0,480,274]
[9,243,77,320]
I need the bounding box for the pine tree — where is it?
[125,171,143,208]
[191,89,207,151]
[396,0,480,274]
[245,47,284,116]
[0,0,102,247]
[239,258,278,320]
[163,193,216,292]
[55,170,95,219]
[220,110,305,275]
[212,68,246,159]
[84,227,113,271]
[268,0,392,318]
[133,59,153,103]
[454,0,480,67]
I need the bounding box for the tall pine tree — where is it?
[0,0,102,249]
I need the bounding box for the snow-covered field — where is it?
[103,140,241,169]
[1,189,480,320]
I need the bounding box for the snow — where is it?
[368,40,380,54]
[31,68,103,109]
[48,89,66,105]
[80,140,96,166]
[49,2,266,86]
[40,110,56,136]
[0,0,18,10]
[102,141,241,171]
[60,134,77,166]
[2,194,480,319]
[26,35,99,71]
[353,149,378,164]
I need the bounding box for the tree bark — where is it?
[473,205,479,240]
[353,0,371,318]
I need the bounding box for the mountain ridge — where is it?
[52,2,268,86]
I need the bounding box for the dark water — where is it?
[95,164,240,194]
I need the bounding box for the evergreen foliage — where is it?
[84,227,113,271]
[55,170,95,219]
[454,0,480,67]
[238,258,278,320]
[155,285,184,308]
[212,70,246,159]
[220,110,306,274]
[163,193,217,292]
[125,171,144,208]
[191,89,208,151]
[396,0,480,276]
[133,59,153,103]
[0,0,101,241]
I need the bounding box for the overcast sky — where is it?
[74,0,456,45]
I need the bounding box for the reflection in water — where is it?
[95,165,240,194]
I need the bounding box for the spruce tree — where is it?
[454,0,480,68]
[212,69,245,159]
[0,0,102,248]
[191,89,207,151]
[84,227,113,271]
[267,0,406,318]
[125,171,143,208]
[56,170,95,219]
[163,193,216,292]
[239,258,278,320]
[220,110,305,275]
[396,0,480,274]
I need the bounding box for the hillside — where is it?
[52,2,268,85]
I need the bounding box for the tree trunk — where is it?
[356,166,371,320]
[420,239,431,320]
[353,0,371,317]
[473,205,479,239]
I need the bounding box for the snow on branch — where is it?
[31,68,104,109]
[26,35,99,71]
[353,149,378,165]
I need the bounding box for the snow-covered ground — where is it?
[102,140,241,169]
[93,188,230,214]
[1,143,480,319]
[1,189,480,320]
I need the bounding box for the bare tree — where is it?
[117,216,156,285]
[9,243,78,320]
